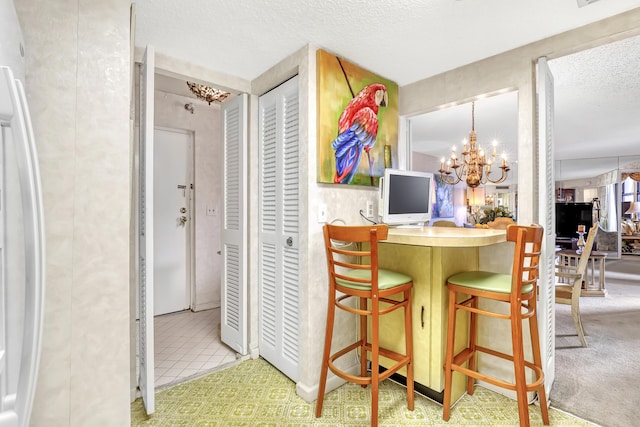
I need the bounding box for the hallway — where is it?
[154,308,237,388]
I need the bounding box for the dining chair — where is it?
[486,217,516,229]
[442,224,549,427]
[315,224,414,427]
[555,222,599,347]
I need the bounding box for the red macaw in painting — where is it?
[332,83,388,184]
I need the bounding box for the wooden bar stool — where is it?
[442,224,549,427]
[315,224,414,427]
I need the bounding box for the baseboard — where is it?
[477,380,536,404]
[131,387,140,402]
[385,371,444,404]
[249,344,260,359]
[192,301,219,311]
[296,362,360,403]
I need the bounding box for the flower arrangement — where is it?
[477,206,513,225]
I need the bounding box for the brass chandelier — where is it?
[438,101,510,188]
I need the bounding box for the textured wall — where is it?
[154,90,223,310]
[15,0,132,425]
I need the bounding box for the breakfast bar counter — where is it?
[374,226,508,403]
[384,226,506,247]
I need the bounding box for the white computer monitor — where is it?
[379,168,434,226]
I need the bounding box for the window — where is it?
[621,175,640,218]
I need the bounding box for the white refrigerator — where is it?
[0,0,46,426]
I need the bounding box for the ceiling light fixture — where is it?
[186,81,230,105]
[576,0,601,8]
[438,101,510,188]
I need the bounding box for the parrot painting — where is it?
[332,83,388,184]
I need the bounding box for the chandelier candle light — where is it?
[438,101,510,188]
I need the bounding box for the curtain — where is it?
[621,171,640,182]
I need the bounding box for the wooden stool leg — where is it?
[510,308,530,427]
[442,287,457,421]
[404,288,414,410]
[528,303,550,425]
[467,296,478,395]
[371,295,380,427]
[315,293,336,417]
[360,297,368,384]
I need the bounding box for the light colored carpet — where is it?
[131,357,594,426]
[552,256,640,427]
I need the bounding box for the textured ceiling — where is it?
[136,0,640,182]
[134,0,639,86]
[411,34,640,182]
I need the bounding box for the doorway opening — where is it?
[135,63,241,403]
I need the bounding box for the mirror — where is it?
[409,91,518,225]
[555,156,640,257]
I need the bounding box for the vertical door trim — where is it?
[138,45,155,415]
[536,56,556,394]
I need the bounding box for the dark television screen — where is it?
[555,203,592,238]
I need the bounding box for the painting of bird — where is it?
[332,83,388,184]
[316,49,398,185]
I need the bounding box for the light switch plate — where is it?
[318,203,327,223]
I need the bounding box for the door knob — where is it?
[180,207,187,213]
[179,216,187,226]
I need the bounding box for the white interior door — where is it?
[138,45,155,415]
[153,128,192,316]
[221,93,248,355]
[536,56,556,394]
[258,76,300,382]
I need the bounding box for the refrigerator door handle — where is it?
[0,66,45,427]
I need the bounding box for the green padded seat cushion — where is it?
[447,271,533,294]
[336,268,412,291]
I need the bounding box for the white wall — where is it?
[16,0,131,425]
[154,90,223,310]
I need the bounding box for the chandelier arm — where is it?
[484,168,508,184]
[455,163,467,183]
[440,173,461,185]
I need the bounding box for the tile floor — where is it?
[154,308,237,388]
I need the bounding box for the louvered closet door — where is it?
[221,94,248,355]
[258,76,300,381]
[536,56,556,392]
